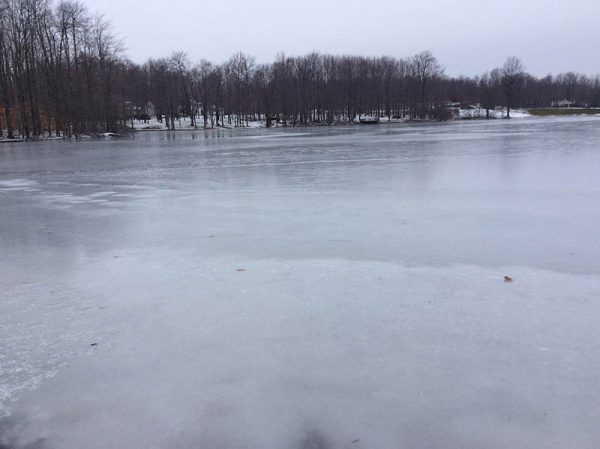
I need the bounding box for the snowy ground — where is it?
[459,107,531,119]
[131,116,267,130]
[130,109,519,131]
[2,116,600,448]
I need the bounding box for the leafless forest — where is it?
[1,0,599,138]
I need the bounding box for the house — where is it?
[144,101,156,117]
[558,99,575,108]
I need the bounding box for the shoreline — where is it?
[2,113,600,143]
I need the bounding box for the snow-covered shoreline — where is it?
[129,112,530,132]
[458,107,531,119]
[4,112,600,143]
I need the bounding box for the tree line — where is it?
[1,0,599,139]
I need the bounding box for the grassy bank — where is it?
[527,108,600,116]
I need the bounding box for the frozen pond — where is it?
[1,117,600,448]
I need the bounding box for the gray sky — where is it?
[81,0,600,76]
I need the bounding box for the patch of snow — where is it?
[459,107,531,119]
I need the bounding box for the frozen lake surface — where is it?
[1,117,600,449]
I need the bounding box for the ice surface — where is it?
[1,117,600,448]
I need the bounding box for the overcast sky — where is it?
[79,0,600,76]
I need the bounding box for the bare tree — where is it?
[501,56,525,118]
[412,50,443,119]
[479,69,501,119]
[169,51,195,126]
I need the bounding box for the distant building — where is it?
[445,102,461,120]
[557,99,575,108]
[145,101,156,117]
